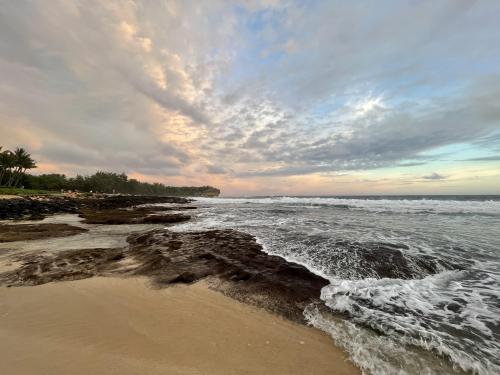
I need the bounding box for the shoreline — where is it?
[0,193,191,220]
[0,195,361,374]
[0,276,359,375]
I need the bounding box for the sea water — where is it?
[169,196,500,375]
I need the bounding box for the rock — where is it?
[0,224,88,242]
[331,240,463,279]
[0,195,192,220]
[0,197,80,220]
[135,206,197,212]
[141,214,190,224]
[126,229,329,322]
[78,195,191,210]
[79,207,191,225]
[0,247,124,286]
[170,272,198,283]
[0,228,329,323]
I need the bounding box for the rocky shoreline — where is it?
[0,194,190,220]
[0,223,88,242]
[0,194,330,324]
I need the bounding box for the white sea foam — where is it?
[192,196,500,216]
[304,305,461,375]
[319,272,500,374]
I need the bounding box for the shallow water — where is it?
[0,214,159,269]
[170,196,500,375]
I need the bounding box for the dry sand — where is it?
[0,277,359,375]
[0,195,19,200]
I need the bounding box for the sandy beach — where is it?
[0,277,358,375]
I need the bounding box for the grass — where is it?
[0,187,59,196]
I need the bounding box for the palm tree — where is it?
[0,146,3,185]
[0,147,3,185]
[6,148,37,187]
[15,153,36,187]
[0,149,16,187]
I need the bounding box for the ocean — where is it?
[171,195,500,375]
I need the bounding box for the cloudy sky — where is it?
[1,0,500,195]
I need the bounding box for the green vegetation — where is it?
[0,147,37,188]
[1,145,220,197]
[0,187,57,196]
[21,171,220,197]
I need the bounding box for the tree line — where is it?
[1,146,220,197]
[23,172,220,197]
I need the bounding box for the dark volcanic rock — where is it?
[0,228,329,322]
[134,206,197,212]
[332,240,463,279]
[77,195,190,210]
[0,197,81,220]
[1,247,125,286]
[79,207,191,225]
[0,195,191,220]
[0,224,88,242]
[127,229,330,321]
[141,214,190,224]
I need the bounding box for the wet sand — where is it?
[0,277,359,375]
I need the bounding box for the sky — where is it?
[1,0,500,196]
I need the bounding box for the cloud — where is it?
[206,165,228,175]
[0,1,499,194]
[397,162,428,167]
[0,0,236,176]
[462,155,500,161]
[224,77,500,177]
[422,172,447,180]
